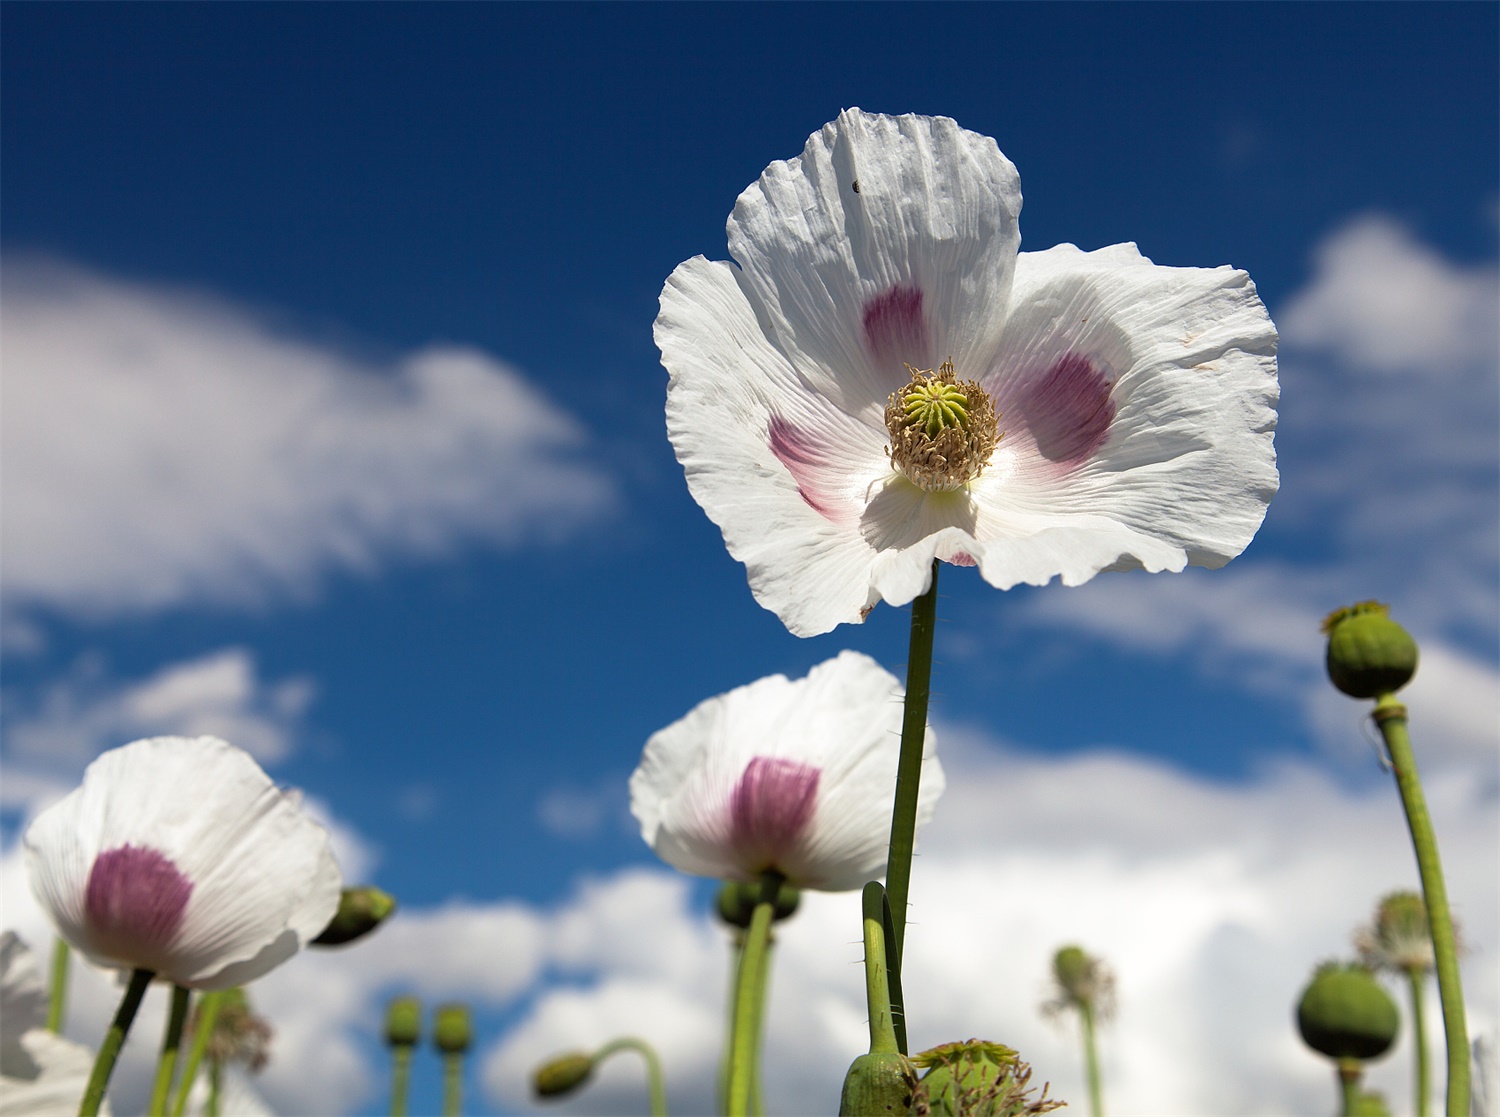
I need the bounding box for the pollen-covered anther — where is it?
[884,360,1000,491]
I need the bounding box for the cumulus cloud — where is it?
[0,259,615,619]
[1279,215,1499,373]
[2,647,314,807]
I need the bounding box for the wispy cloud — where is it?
[1,260,617,620]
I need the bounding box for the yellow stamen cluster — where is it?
[884,360,1000,492]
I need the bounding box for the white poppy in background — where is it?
[23,736,341,990]
[630,651,943,890]
[657,109,1279,636]
[1,931,105,1117]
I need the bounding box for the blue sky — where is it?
[2,5,1496,1115]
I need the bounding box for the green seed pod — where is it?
[837,1051,915,1116]
[909,1040,1058,1117]
[1296,963,1399,1061]
[532,1051,595,1098]
[1323,602,1419,699]
[433,1003,472,1055]
[384,995,422,1049]
[1052,946,1091,991]
[313,886,398,946]
[715,880,802,929]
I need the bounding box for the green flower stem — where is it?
[1407,967,1430,1117]
[1374,695,1469,1116]
[46,937,70,1033]
[883,559,939,1045]
[206,1059,221,1117]
[148,985,191,1116]
[1337,1059,1361,1117]
[1079,998,1104,1117]
[726,871,782,1117]
[79,967,154,1117]
[389,1046,413,1117]
[442,1052,463,1117]
[596,1038,669,1117]
[859,883,899,1057]
[170,990,224,1117]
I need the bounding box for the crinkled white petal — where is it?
[629,651,944,891]
[726,108,1022,416]
[0,934,47,1067]
[0,1029,106,1117]
[660,256,894,636]
[958,242,1279,588]
[22,737,342,989]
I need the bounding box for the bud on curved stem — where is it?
[838,883,916,1117]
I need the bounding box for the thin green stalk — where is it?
[1079,998,1104,1117]
[79,967,154,1117]
[206,1059,221,1117]
[883,560,939,1041]
[148,985,191,1116]
[1374,696,1469,1116]
[1407,967,1430,1117]
[442,1052,463,1117]
[596,1038,669,1117]
[170,990,223,1117]
[718,935,740,1114]
[389,1046,413,1117]
[859,883,899,1057]
[726,872,782,1117]
[46,938,70,1033]
[1337,1059,1361,1117]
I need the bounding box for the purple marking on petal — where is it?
[768,415,840,520]
[1017,354,1116,464]
[729,756,820,872]
[862,285,929,365]
[945,551,978,567]
[85,845,193,963]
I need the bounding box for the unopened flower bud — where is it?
[715,880,801,929]
[384,995,422,1049]
[433,1003,471,1055]
[313,886,398,946]
[838,1051,916,1116]
[1296,962,1399,1061]
[1323,602,1418,699]
[532,1051,595,1098]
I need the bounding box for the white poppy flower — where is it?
[658,109,1279,636]
[630,651,943,890]
[23,737,341,991]
[0,932,107,1117]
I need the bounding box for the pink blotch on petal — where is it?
[862,285,930,365]
[85,845,193,964]
[769,415,840,520]
[945,551,977,567]
[729,756,820,874]
[1018,353,1116,464]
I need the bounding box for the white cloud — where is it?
[3,647,314,797]
[0,260,615,619]
[1279,215,1499,373]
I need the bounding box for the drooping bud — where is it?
[1296,962,1399,1061]
[837,1051,916,1116]
[715,879,801,929]
[909,1040,1061,1117]
[313,886,398,946]
[1322,602,1419,699]
[532,1051,595,1098]
[433,1003,472,1055]
[384,995,422,1049]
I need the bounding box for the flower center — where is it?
[884,360,1000,492]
